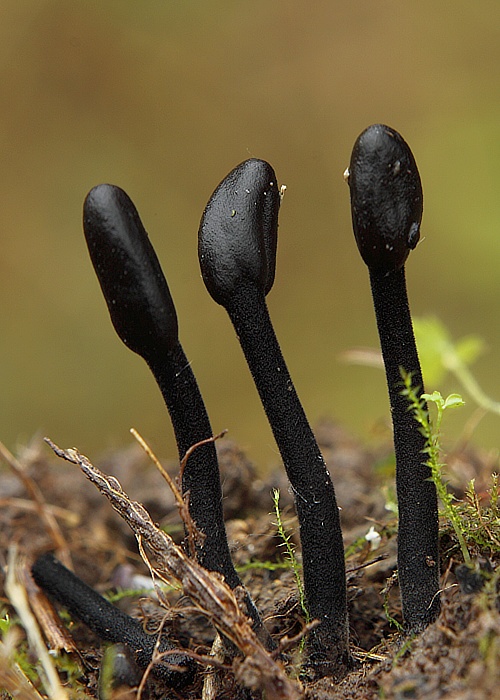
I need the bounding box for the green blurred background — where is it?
[2,1,500,470]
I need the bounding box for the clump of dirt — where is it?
[1,420,499,699]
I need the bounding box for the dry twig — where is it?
[45,438,303,700]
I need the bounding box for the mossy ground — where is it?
[1,420,499,699]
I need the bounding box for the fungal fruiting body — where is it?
[198,159,350,678]
[348,124,440,630]
[82,184,268,641]
[31,132,446,695]
[32,553,196,689]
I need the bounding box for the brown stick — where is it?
[44,438,303,700]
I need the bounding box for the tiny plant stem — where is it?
[31,553,196,689]
[225,284,349,674]
[401,377,472,567]
[272,489,309,625]
[369,266,440,629]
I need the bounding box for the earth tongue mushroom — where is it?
[347,124,440,631]
[31,552,195,689]
[198,158,351,679]
[81,183,270,645]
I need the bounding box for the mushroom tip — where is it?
[82,184,179,360]
[354,123,397,150]
[198,158,280,307]
[83,185,134,237]
[84,183,121,213]
[349,124,423,273]
[233,157,277,184]
[86,181,114,197]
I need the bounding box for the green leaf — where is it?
[0,614,11,634]
[421,390,444,406]
[442,393,465,410]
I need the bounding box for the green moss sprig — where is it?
[272,488,310,625]
[459,477,500,554]
[401,370,471,566]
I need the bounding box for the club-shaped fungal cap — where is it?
[83,184,178,361]
[348,124,423,273]
[198,159,280,306]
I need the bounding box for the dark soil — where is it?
[1,419,499,699]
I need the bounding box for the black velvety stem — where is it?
[147,343,236,583]
[31,553,195,689]
[348,124,440,632]
[369,267,440,630]
[198,158,350,677]
[226,284,349,678]
[145,344,269,640]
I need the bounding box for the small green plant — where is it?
[401,370,472,566]
[0,611,36,683]
[272,488,310,625]
[348,315,500,419]
[490,473,499,514]
[458,477,500,554]
[0,609,87,698]
[381,572,403,632]
[0,610,13,636]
